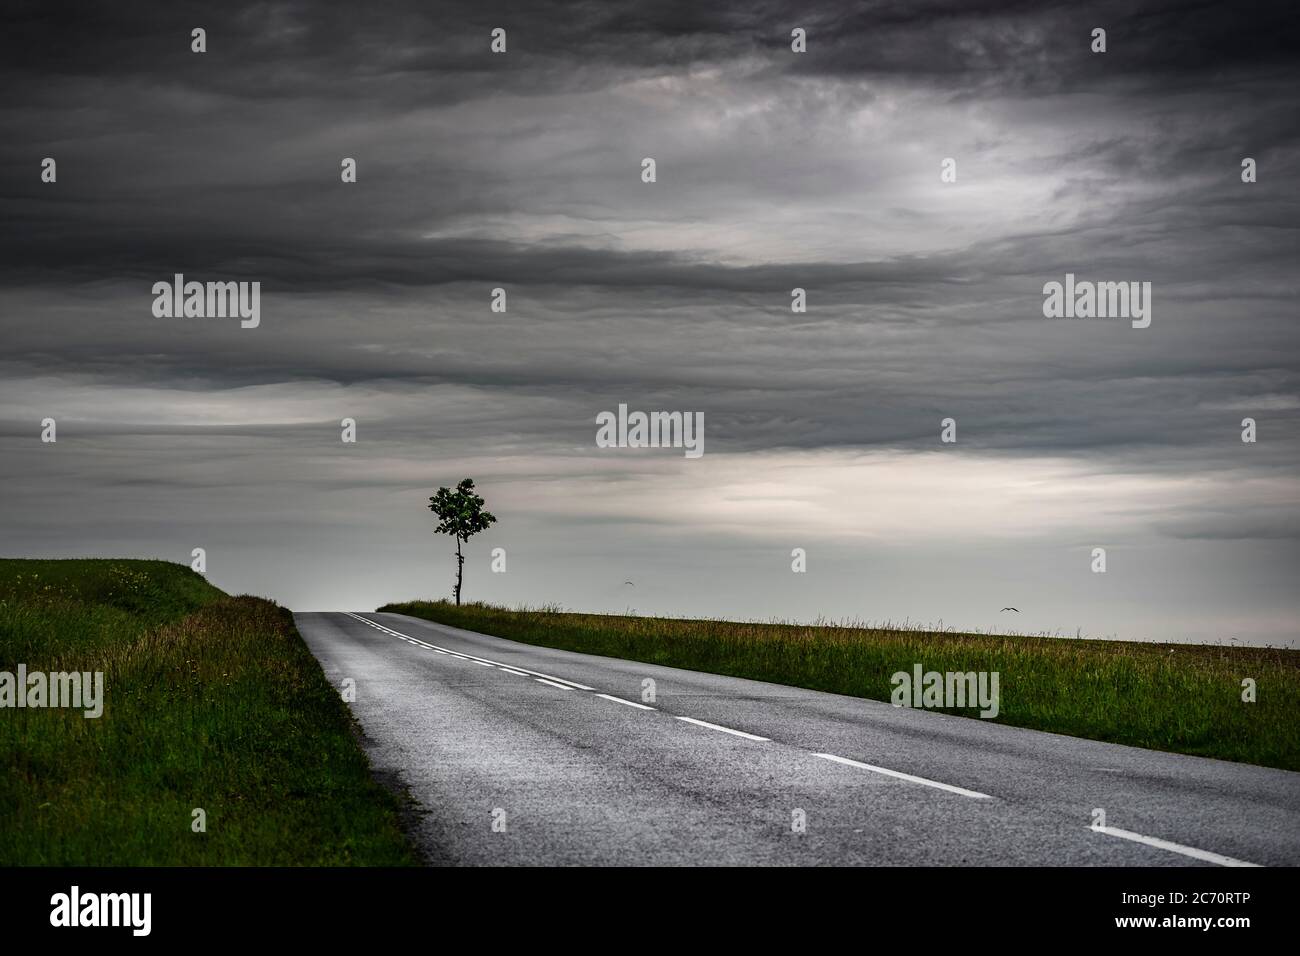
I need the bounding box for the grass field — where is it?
[382,600,1300,772]
[1,559,417,865]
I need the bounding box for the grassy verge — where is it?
[381,600,1300,772]
[1,559,417,865]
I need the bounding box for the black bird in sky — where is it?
[1000,607,1020,612]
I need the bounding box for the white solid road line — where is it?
[596,693,656,711]
[1091,825,1260,867]
[813,752,992,799]
[674,716,771,742]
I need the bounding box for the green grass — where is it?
[1,559,417,865]
[381,600,1300,772]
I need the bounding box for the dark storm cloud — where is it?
[1,0,1297,634]
[9,0,1297,90]
[4,0,1297,296]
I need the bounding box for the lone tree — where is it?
[428,478,497,605]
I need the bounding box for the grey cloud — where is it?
[1,0,1296,641]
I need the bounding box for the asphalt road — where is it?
[294,610,1300,866]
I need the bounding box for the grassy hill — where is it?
[1,559,416,865]
[382,600,1300,772]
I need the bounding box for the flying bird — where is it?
[623,581,635,586]
[1000,607,1020,613]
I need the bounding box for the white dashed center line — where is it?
[331,611,1268,867]
[813,752,991,799]
[342,611,594,689]
[596,693,656,711]
[674,716,770,742]
[1090,825,1260,867]
[533,677,575,690]
[338,610,1266,864]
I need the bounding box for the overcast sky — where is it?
[2,0,1297,644]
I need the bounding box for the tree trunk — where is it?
[455,535,464,605]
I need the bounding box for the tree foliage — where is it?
[428,478,496,604]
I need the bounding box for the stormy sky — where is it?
[2,0,1297,644]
